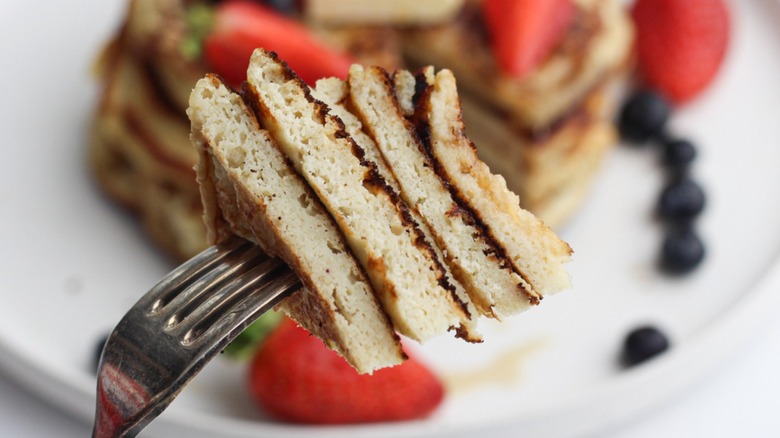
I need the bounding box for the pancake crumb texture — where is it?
[423,70,573,299]
[347,64,537,319]
[247,50,474,343]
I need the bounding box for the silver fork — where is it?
[92,236,301,437]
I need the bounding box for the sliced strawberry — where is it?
[482,0,575,78]
[204,0,354,87]
[248,318,445,424]
[632,0,730,104]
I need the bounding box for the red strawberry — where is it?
[632,0,730,104]
[482,0,575,78]
[247,318,445,424]
[204,0,354,87]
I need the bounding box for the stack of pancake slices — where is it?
[89,0,633,261]
[188,49,573,373]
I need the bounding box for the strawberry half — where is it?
[482,0,575,78]
[248,318,445,424]
[204,0,354,87]
[632,0,730,104]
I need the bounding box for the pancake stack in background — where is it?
[89,0,634,261]
[405,0,634,227]
[89,0,407,260]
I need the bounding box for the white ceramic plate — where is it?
[2,1,780,437]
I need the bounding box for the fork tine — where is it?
[200,271,302,348]
[175,256,289,342]
[160,244,271,326]
[142,237,252,314]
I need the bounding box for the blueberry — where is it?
[662,138,697,173]
[618,90,671,143]
[621,326,670,367]
[657,177,706,221]
[659,227,706,274]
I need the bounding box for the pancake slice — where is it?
[415,69,573,300]
[311,76,482,338]
[244,49,477,343]
[188,74,405,373]
[347,64,535,319]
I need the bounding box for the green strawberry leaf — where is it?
[181,3,216,60]
[222,310,283,360]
